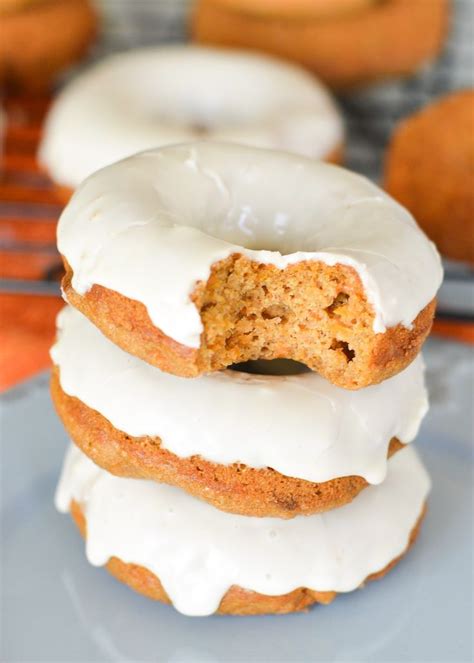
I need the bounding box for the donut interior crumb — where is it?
[194,255,399,387]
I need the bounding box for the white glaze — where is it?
[57,142,443,347]
[39,45,343,189]
[56,445,430,616]
[51,306,428,485]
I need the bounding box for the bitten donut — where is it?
[39,45,344,195]
[385,89,474,266]
[50,306,429,518]
[59,142,442,388]
[56,444,430,616]
[192,0,449,89]
[0,0,97,92]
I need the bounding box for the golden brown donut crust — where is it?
[51,369,405,518]
[69,499,426,615]
[0,0,97,92]
[385,89,474,266]
[62,258,435,389]
[192,0,449,89]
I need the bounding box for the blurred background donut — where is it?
[192,0,450,89]
[385,89,474,266]
[38,46,344,197]
[0,0,97,92]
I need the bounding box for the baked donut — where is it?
[58,142,442,388]
[385,89,474,266]
[39,45,344,196]
[211,0,376,19]
[0,0,97,93]
[0,0,46,11]
[192,0,449,89]
[50,306,429,518]
[56,444,430,616]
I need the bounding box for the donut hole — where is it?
[143,143,357,255]
[230,359,310,376]
[329,339,355,363]
[189,123,210,136]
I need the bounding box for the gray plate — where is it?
[1,338,473,663]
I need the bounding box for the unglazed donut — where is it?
[211,0,376,19]
[39,45,344,194]
[0,0,97,92]
[193,0,449,89]
[50,306,428,518]
[59,142,442,388]
[0,0,46,12]
[56,444,430,616]
[385,89,474,266]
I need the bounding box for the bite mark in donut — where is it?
[62,259,436,388]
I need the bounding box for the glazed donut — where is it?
[56,444,430,616]
[50,306,428,518]
[0,0,97,92]
[39,45,344,194]
[59,142,442,388]
[193,0,449,89]
[385,89,474,266]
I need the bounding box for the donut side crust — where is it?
[385,89,474,265]
[62,257,435,389]
[69,500,426,615]
[0,0,97,92]
[51,369,404,519]
[192,0,449,89]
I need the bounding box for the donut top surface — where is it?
[58,142,443,347]
[39,45,343,189]
[56,444,430,616]
[52,306,428,485]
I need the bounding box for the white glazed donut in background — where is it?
[38,45,344,190]
[51,305,428,486]
[56,444,430,616]
[58,142,443,348]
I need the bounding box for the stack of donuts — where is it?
[51,140,443,616]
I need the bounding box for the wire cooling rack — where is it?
[339,0,474,178]
[0,0,473,310]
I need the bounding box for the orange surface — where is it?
[0,216,58,244]
[0,292,62,390]
[1,95,63,282]
[1,95,64,391]
[432,317,474,344]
